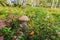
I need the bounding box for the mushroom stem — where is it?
[20,21,27,27]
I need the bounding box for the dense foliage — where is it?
[0,6,60,40]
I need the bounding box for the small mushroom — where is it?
[19,16,30,27]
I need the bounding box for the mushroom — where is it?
[19,16,30,27]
